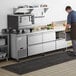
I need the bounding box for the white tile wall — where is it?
[0,0,76,32]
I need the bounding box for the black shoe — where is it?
[67,51,76,56]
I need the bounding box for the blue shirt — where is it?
[67,10,76,25]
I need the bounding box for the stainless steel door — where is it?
[16,35,27,58]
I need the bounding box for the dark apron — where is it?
[70,23,76,40]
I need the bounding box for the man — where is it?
[65,6,76,56]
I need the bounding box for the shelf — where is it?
[13,6,48,18]
[0,45,8,48]
[0,57,6,60]
[34,16,45,18]
[56,31,65,40]
[56,38,65,40]
[14,7,48,10]
[0,52,7,59]
[0,34,9,61]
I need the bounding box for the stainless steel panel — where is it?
[18,49,27,58]
[17,35,27,50]
[43,41,56,52]
[56,39,67,49]
[28,33,42,45]
[11,34,27,60]
[43,32,56,42]
[28,44,42,56]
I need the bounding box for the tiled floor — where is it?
[0,50,76,76]
[0,59,76,76]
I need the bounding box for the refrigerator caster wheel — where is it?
[41,54,45,56]
[16,59,20,62]
[6,58,8,61]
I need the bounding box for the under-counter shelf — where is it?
[55,31,67,49]
[0,45,8,48]
[0,34,9,61]
[56,31,65,40]
[0,52,7,59]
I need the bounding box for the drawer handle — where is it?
[20,48,23,49]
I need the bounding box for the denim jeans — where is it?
[72,40,76,54]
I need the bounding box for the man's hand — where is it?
[64,24,71,32]
[66,24,71,28]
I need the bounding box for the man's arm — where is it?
[67,14,71,25]
[65,14,71,30]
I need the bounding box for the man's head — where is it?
[65,6,72,13]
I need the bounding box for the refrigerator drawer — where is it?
[43,32,56,42]
[43,41,55,52]
[28,44,42,56]
[28,34,42,45]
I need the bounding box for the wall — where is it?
[0,0,76,32]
